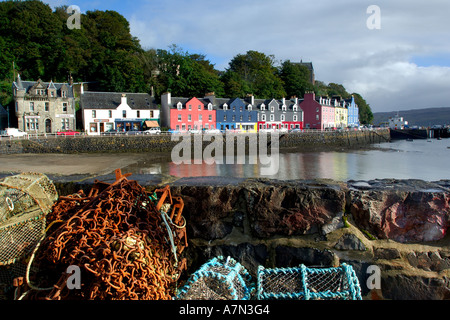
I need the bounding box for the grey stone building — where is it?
[12,75,76,134]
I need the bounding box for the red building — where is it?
[300,92,335,130]
[168,97,216,131]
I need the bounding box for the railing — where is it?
[0,127,388,141]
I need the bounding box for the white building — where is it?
[81,91,160,135]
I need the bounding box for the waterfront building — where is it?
[214,97,258,132]
[161,93,216,131]
[80,91,159,135]
[12,75,76,134]
[332,97,348,129]
[346,95,360,127]
[254,97,304,131]
[300,92,335,130]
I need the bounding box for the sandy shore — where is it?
[0,153,154,176]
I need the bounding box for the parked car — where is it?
[278,127,289,133]
[1,128,28,138]
[126,130,142,135]
[289,128,303,133]
[102,129,118,135]
[144,127,161,135]
[57,130,81,136]
[204,129,221,134]
[189,129,202,134]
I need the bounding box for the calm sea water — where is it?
[125,138,450,182]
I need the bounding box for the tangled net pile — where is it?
[23,170,187,300]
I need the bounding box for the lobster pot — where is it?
[176,256,253,300]
[257,264,362,300]
[0,173,58,266]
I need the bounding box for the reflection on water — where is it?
[125,139,450,181]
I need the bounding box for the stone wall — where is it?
[0,129,390,154]
[53,175,449,300]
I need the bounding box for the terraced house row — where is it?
[160,92,360,132]
[11,76,360,135]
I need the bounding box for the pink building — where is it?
[300,92,335,130]
[168,97,216,132]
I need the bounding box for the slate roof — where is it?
[81,92,158,110]
[13,77,75,98]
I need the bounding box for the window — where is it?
[240,107,243,112]
[293,106,298,111]
[316,115,320,121]
[30,102,35,112]
[232,115,236,121]
[176,125,180,130]
[262,114,266,121]
[280,115,285,121]
[123,110,127,118]
[188,105,192,111]
[61,119,69,130]
[182,124,186,131]
[208,104,213,111]
[45,103,49,112]
[271,106,275,113]
[51,91,55,98]
[63,103,68,112]
[248,105,252,111]
[316,107,320,113]
[198,105,202,111]
[199,115,202,122]
[177,103,182,110]
[62,91,67,98]
[293,115,298,122]
[282,105,287,111]
[178,114,182,122]
[108,110,112,118]
[270,114,275,121]
[248,115,252,121]
[224,115,227,121]
[188,115,192,122]
[240,115,243,121]
[209,115,212,121]
[137,111,140,118]
[92,110,96,118]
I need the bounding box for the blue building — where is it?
[346,95,360,127]
[212,97,258,132]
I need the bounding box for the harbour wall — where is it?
[0,129,390,154]
[52,175,450,300]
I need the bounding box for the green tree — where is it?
[353,93,374,124]
[222,50,286,98]
[327,83,350,99]
[278,60,314,98]
[151,45,224,99]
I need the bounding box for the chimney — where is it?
[282,97,286,106]
[80,83,84,95]
[121,94,127,105]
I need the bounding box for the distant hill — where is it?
[373,107,450,127]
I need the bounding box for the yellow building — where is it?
[333,98,348,128]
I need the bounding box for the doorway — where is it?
[45,119,52,133]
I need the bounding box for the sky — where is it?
[42,0,450,113]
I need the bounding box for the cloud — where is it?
[48,0,450,112]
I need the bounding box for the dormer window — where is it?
[271,106,275,113]
[248,105,252,111]
[293,106,298,111]
[177,102,182,110]
[223,104,228,110]
[261,104,265,111]
[282,105,287,111]
[62,91,67,98]
[208,103,213,111]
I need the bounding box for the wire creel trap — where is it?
[0,173,58,266]
[257,264,362,300]
[176,256,254,300]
